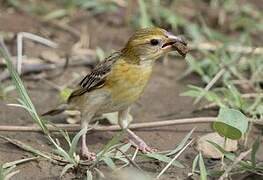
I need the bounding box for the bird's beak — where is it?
[162,32,187,49]
[162,32,189,57]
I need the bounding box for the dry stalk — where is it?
[0,117,262,132]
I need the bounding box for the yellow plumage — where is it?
[43,27,188,159]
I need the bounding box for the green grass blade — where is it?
[102,157,116,170]
[115,143,131,158]
[93,131,125,166]
[198,153,207,180]
[60,163,74,177]
[86,170,93,180]
[0,135,52,160]
[192,154,199,174]
[143,153,184,168]
[3,157,38,169]
[69,128,88,157]
[251,137,260,167]
[0,40,47,133]
[167,128,195,156]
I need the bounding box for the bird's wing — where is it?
[68,52,121,100]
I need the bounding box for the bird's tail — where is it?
[41,104,69,116]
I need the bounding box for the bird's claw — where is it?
[129,139,157,153]
[138,142,158,153]
[81,151,96,161]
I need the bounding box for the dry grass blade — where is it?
[0,39,48,133]
[156,139,194,179]
[16,32,58,74]
[194,68,225,104]
[219,149,252,180]
[116,148,143,171]
[0,135,57,162]
[3,157,39,169]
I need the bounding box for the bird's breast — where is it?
[101,60,153,112]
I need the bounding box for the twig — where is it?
[156,139,194,179]
[218,149,252,180]
[0,117,262,132]
[116,148,142,171]
[132,148,139,161]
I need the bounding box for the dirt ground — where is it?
[0,5,262,180]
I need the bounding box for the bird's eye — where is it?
[150,39,160,46]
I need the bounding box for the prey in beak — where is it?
[162,32,189,58]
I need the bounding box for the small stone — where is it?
[196,132,238,159]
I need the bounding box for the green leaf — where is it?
[198,153,207,180]
[3,157,38,169]
[94,131,125,166]
[0,41,47,133]
[144,153,184,168]
[115,143,131,158]
[0,165,3,179]
[208,141,263,174]
[181,85,225,107]
[86,170,93,180]
[4,169,20,180]
[167,128,195,156]
[102,157,116,169]
[0,135,52,161]
[0,164,19,180]
[251,137,260,167]
[49,136,73,163]
[207,141,236,161]
[69,128,88,157]
[60,163,74,177]
[213,107,248,140]
[192,154,199,174]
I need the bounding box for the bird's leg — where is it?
[126,129,156,153]
[118,107,133,129]
[80,113,96,160]
[80,93,108,160]
[118,108,156,153]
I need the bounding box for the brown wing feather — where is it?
[68,52,121,100]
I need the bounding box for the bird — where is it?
[42,27,188,160]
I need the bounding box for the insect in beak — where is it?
[162,32,189,57]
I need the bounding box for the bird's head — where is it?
[122,27,188,64]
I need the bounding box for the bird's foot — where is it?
[129,139,157,153]
[81,149,96,161]
[126,129,157,153]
